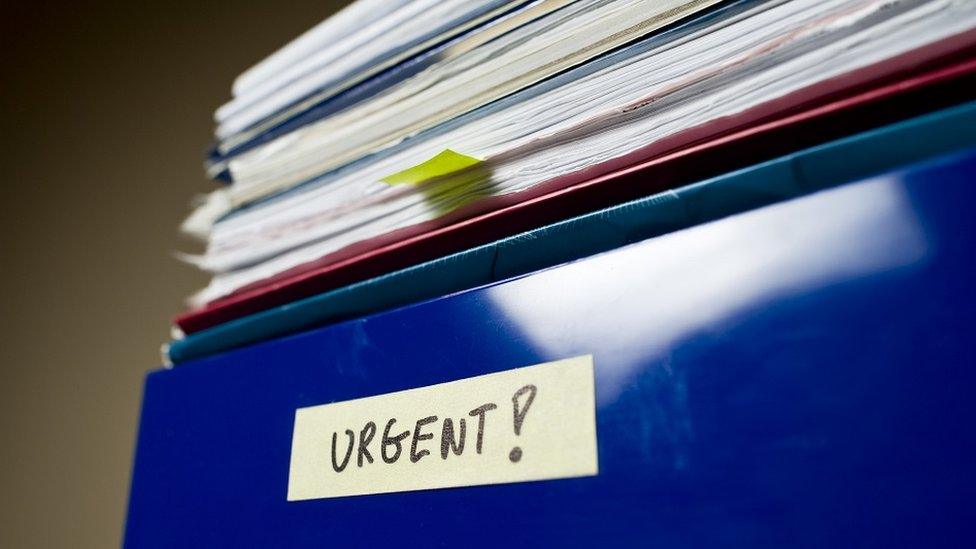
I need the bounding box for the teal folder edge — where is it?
[168,101,976,364]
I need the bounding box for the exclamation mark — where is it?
[509,384,537,463]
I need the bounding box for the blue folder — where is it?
[169,100,976,364]
[128,147,976,547]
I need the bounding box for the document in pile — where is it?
[217,1,574,151]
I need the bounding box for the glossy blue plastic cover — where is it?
[169,101,976,363]
[128,149,976,547]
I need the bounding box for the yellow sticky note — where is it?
[380,149,483,185]
[287,355,598,501]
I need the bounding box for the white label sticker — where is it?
[287,355,598,501]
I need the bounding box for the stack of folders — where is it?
[171,0,976,363]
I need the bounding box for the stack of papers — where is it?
[178,0,976,329]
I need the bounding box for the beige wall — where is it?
[0,1,348,546]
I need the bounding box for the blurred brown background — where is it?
[0,1,347,546]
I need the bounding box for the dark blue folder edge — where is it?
[168,100,976,364]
